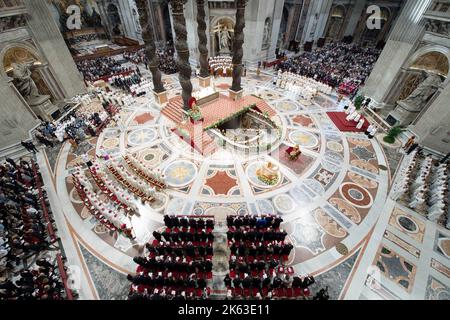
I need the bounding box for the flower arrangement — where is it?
[188,109,203,121]
[257,174,279,186]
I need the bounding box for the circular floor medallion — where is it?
[272,194,296,214]
[339,182,373,208]
[289,130,319,148]
[127,128,157,146]
[163,160,197,187]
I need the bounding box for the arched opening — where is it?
[361,7,390,44]
[107,3,122,36]
[262,17,272,49]
[3,46,54,102]
[325,5,346,40]
[211,17,235,56]
[399,51,449,101]
[278,6,289,47]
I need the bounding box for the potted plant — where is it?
[383,126,405,144]
[354,95,365,110]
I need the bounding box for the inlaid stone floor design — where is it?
[372,244,417,293]
[309,249,360,300]
[50,70,394,299]
[425,276,450,300]
[79,244,130,300]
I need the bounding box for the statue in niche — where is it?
[11,62,48,104]
[399,72,442,111]
[214,22,233,53]
[90,8,103,28]
[263,19,271,47]
[220,26,232,51]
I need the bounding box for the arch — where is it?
[0,42,56,102]
[0,42,44,80]
[107,3,122,35]
[262,17,272,49]
[210,16,235,56]
[209,15,235,31]
[325,4,346,39]
[405,45,450,77]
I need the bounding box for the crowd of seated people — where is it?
[225,215,309,299]
[393,149,449,228]
[1,158,50,269]
[128,215,214,300]
[66,32,108,46]
[34,107,109,148]
[72,162,135,239]
[278,42,381,91]
[123,48,178,74]
[109,69,141,91]
[0,158,70,299]
[77,57,130,82]
[208,55,233,77]
[107,69,153,97]
[0,257,66,300]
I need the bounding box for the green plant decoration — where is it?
[354,95,364,110]
[383,126,405,144]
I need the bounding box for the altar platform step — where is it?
[162,96,184,124]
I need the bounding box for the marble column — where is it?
[362,0,433,109]
[170,0,193,110]
[196,0,210,86]
[230,0,247,98]
[136,0,166,104]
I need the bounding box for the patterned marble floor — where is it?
[37,69,449,300]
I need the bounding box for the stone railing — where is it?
[361,107,391,132]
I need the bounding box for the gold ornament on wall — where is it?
[410,51,449,77]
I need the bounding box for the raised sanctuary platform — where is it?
[327,111,369,133]
[162,93,277,155]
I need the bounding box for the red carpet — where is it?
[327,112,369,133]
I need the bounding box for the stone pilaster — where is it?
[362,0,432,108]
[170,0,193,110]
[136,0,165,93]
[409,83,450,154]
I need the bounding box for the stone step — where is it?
[0,142,34,162]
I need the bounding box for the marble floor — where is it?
[36,69,450,300]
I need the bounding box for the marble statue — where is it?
[220,26,232,51]
[399,73,442,111]
[11,62,46,103]
[263,19,271,46]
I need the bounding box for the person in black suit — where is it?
[232,276,241,288]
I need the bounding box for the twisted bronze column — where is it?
[170,0,193,110]
[231,0,247,92]
[196,0,209,78]
[136,0,165,93]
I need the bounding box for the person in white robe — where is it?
[356,118,365,130]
